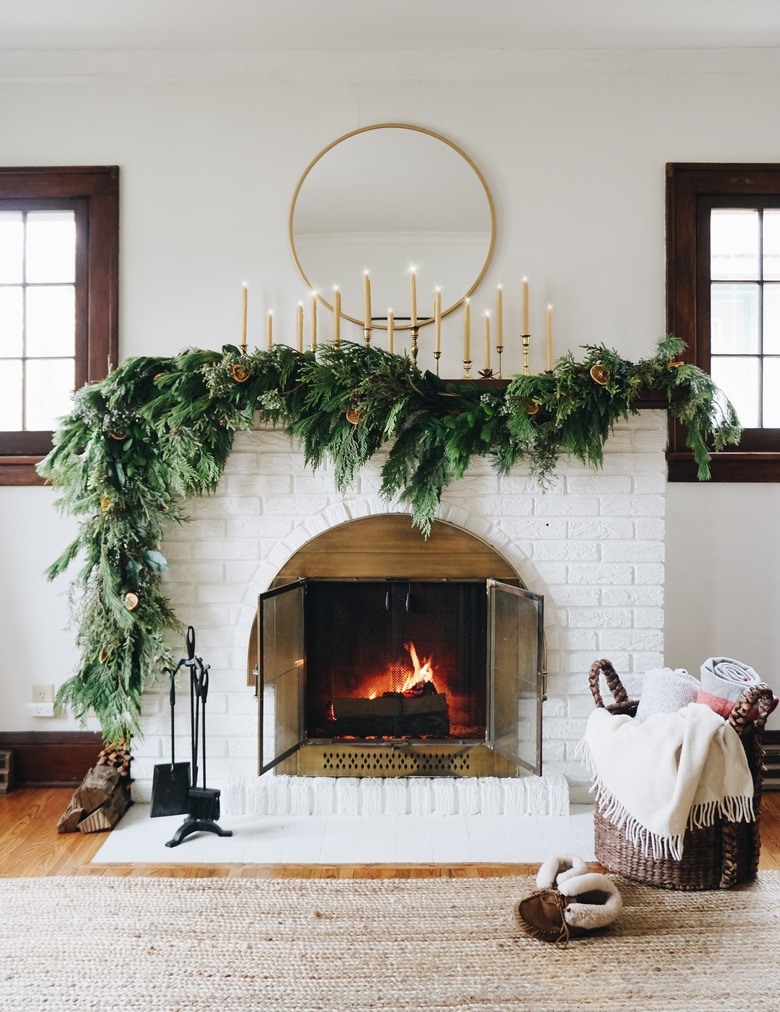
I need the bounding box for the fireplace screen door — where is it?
[258,577,543,775]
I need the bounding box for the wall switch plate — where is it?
[25,702,55,717]
[32,684,55,703]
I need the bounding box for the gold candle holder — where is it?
[522,334,530,376]
[496,343,504,379]
[433,349,441,376]
[463,359,472,379]
[363,326,372,347]
[410,324,420,366]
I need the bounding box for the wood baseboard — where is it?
[0,732,103,788]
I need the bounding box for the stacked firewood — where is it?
[57,742,132,834]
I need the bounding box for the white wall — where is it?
[1,62,778,731]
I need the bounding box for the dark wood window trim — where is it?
[0,167,118,486]
[666,163,780,481]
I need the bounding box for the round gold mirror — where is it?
[289,124,495,330]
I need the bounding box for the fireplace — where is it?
[256,566,544,778]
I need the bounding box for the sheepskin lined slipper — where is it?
[514,873,622,946]
[535,854,589,890]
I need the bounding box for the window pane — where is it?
[711,283,759,353]
[25,285,75,357]
[0,212,24,284]
[711,209,760,280]
[764,283,780,354]
[0,360,23,429]
[25,211,76,283]
[763,210,780,280]
[763,358,780,427]
[0,287,23,356]
[24,358,74,430]
[711,355,760,427]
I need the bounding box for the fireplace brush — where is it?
[164,626,233,847]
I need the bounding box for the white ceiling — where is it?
[3,1,780,80]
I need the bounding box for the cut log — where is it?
[330,692,450,738]
[77,780,131,834]
[78,765,120,812]
[57,764,131,833]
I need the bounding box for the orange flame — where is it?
[399,641,435,693]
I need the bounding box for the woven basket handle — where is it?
[728,682,775,734]
[588,658,630,709]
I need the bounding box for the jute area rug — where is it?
[1,874,777,1011]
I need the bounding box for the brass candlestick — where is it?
[410,324,420,366]
[496,344,503,379]
[522,334,530,375]
[433,349,441,376]
[463,359,472,379]
[363,326,372,347]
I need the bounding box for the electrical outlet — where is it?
[32,684,55,703]
[25,702,55,717]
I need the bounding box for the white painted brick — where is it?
[567,563,633,585]
[542,697,566,717]
[567,518,634,540]
[601,452,664,474]
[559,629,599,650]
[634,518,665,540]
[193,540,260,561]
[633,607,664,629]
[633,475,667,494]
[547,584,600,607]
[226,474,291,496]
[601,586,663,607]
[224,516,295,539]
[598,630,664,652]
[221,452,259,474]
[533,496,600,517]
[600,495,665,517]
[235,429,293,452]
[565,475,631,494]
[543,717,588,741]
[160,542,194,561]
[164,562,226,584]
[631,651,666,673]
[541,741,565,762]
[567,608,633,629]
[601,541,664,563]
[464,496,534,517]
[634,563,665,585]
[532,541,599,562]
[501,475,563,495]
[558,654,632,679]
[225,560,262,583]
[163,519,226,541]
[190,496,261,517]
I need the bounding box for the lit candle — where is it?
[497,286,503,346]
[522,277,529,334]
[464,299,471,362]
[311,291,318,350]
[333,288,341,347]
[434,288,442,354]
[241,283,248,351]
[363,271,372,330]
[410,269,418,328]
[484,312,491,371]
[266,311,273,350]
[546,304,554,371]
[388,309,394,354]
[296,302,303,352]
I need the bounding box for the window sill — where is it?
[667,451,780,482]
[0,457,46,486]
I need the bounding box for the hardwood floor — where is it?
[2,787,780,878]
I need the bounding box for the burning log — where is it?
[330,689,450,738]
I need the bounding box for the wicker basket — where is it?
[588,658,775,890]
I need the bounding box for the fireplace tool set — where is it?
[150,625,232,847]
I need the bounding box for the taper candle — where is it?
[266,311,273,350]
[410,269,418,328]
[496,285,503,346]
[296,302,303,352]
[311,291,318,350]
[333,288,341,347]
[241,283,248,351]
[484,312,491,371]
[363,271,372,329]
[388,309,394,354]
[522,277,529,334]
[434,288,442,354]
[464,298,471,362]
[546,304,554,371]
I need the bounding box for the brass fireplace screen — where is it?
[257,577,544,777]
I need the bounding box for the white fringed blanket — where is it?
[578,702,755,860]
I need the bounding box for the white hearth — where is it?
[134,410,666,812]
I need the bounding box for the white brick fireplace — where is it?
[133,409,666,813]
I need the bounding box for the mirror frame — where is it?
[289,123,496,330]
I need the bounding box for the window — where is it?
[667,164,780,480]
[0,167,118,485]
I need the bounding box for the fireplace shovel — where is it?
[150,665,191,817]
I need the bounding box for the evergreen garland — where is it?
[38,335,740,744]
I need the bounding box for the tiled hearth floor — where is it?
[93,803,596,865]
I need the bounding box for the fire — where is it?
[400,641,435,694]
[365,641,437,699]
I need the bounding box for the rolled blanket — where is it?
[635,668,700,722]
[578,702,755,860]
[700,657,761,703]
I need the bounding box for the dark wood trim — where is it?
[666,162,780,480]
[0,166,119,484]
[0,732,103,788]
